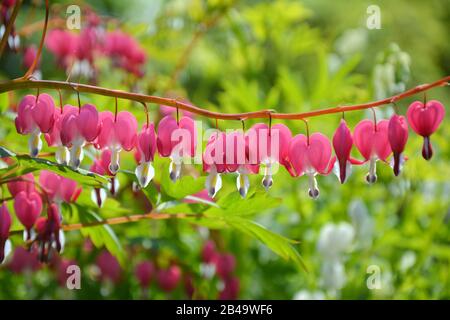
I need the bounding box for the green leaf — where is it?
[73,205,126,266]
[205,190,281,217]
[160,165,206,199]
[0,93,8,113]
[0,154,108,187]
[225,216,307,272]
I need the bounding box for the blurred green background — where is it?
[0,0,449,299]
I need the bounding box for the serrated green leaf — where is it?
[160,165,206,199]
[73,205,126,266]
[225,216,307,272]
[205,190,281,217]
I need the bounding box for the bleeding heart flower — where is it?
[14,191,42,239]
[7,173,35,197]
[157,115,196,182]
[214,253,236,279]
[247,123,292,190]
[135,123,157,188]
[15,94,56,157]
[90,150,116,207]
[45,29,78,68]
[96,250,122,284]
[218,276,239,300]
[388,114,409,176]
[60,104,101,169]
[157,265,181,292]
[45,105,78,165]
[203,132,226,198]
[407,100,445,160]
[332,119,362,184]
[201,240,217,264]
[0,202,12,263]
[39,170,81,203]
[135,261,155,289]
[203,131,258,198]
[96,111,138,174]
[35,204,62,262]
[8,246,41,273]
[354,119,391,184]
[287,133,335,199]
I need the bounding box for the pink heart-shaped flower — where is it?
[407,100,445,137]
[14,191,42,233]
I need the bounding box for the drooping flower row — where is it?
[13,93,445,201]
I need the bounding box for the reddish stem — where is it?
[0,76,448,121]
[22,0,49,79]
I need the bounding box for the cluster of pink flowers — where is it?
[15,93,196,190]
[45,20,146,78]
[0,171,81,263]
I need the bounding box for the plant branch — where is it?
[9,211,202,235]
[0,76,448,121]
[0,0,23,57]
[22,0,49,79]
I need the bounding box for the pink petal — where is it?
[137,123,157,162]
[77,104,100,142]
[156,116,178,157]
[31,93,55,133]
[388,114,409,154]
[115,111,137,151]
[14,191,42,230]
[7,173,35,197]
[307,133,332,174]
[373,120,391,161]
[96,111,115,148]
[60,112,78,146]
[407,100,445,137]
[0,202,12,239]
[39,170,60,200]
[15,95,36,134]
[178,117,196,157]
[287,134,308,176]
[354,120,375,160]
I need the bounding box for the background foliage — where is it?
[0,0,449,299]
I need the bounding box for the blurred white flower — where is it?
[399,251,416,273]
[348,199,374,248]
[317,222,354,259]
[320,260,347,292]
[317,222,354,292]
